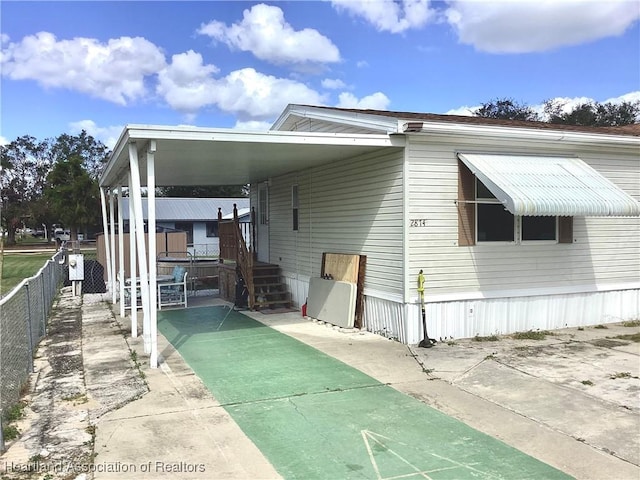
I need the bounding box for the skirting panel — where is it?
[282,273,639,346]
[282,274,310,309]
[363,296,407,343]
[407,288,640,344]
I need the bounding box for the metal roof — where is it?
[221,207,251,220]
[99,126,403,188]
[121,197,249,221]
[458,153,640,217]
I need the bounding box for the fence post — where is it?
[0,410,5,453]
[41,267,47,337]
[24,282,35,373]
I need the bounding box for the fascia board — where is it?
[406,122,640,147]
[272,105,398,133]
[99,126,132,187]
[125,125,401,147]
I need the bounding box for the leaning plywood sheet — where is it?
[323,253,360,283]
[307,277,357,328]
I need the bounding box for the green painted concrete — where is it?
[159,306,572,480]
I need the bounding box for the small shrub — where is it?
[4,401,25,422]
[622,320,640,327]
[593,324,608,329]
[512,330,551,340]
[581,380,594,386]
[3,424,20,441]
[62,393,88,404]
[612,333,640,343]
[610,372,632,379]
[473,334,500,342]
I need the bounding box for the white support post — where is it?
[100,188,113,298]
[147,140,159,368]
[128,172,138,337]
[117,184,126,319]
[109,188,117,305]
[129,142,152,355]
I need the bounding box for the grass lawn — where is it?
[1,252,55,295]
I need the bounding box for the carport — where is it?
[98,124,402,367]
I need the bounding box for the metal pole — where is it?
[0,410,5,453]
[25,282,35,372]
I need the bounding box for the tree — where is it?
[0,136,52,245]
[474,98,540,121]
[475,97,640,127]
[45,155,100,241]
[543,100,640,126]
[50,130,110,179]
[157,185,248,197]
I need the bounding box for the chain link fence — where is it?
[1,250,66,417]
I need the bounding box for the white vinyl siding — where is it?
[269,148,405,296]
[407,135,640,299]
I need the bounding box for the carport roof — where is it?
[99,125,403,188]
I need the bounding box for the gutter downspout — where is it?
[402,136,412,344]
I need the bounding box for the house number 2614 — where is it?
[410,219,427,227]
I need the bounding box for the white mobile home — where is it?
[99,106,640,366]
[267,106,639,343]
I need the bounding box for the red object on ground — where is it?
[302,303,307,317]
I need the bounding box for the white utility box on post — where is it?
[68,254,84,296]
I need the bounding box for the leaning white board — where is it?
[307,277,357,328]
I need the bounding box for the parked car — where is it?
[53,228,70,242]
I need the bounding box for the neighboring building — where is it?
[121,197,249,257]
[100,105,640,346]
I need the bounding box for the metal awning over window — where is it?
[458,153,640,217]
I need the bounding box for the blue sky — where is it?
[1,1,639,149]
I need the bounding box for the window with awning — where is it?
[457,153,640,246]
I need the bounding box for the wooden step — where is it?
[249,263,291,310]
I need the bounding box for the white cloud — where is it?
[531,95,593,119]
[445,1,640,53]
[156,50,220,113]
[214,68,327,119]
[604,91,640,105]
[331,0,436,33]
[233,120,272,131]
[157,51,326,120]
[337,92,390,110]
[356,60,369,68]
[1,32,166,104]
[445,105,479,116]
[198,4,340,66]
[322,78,347,89]
[68,120,123,150]
[0,135,9,146]
[532,91,640,119]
